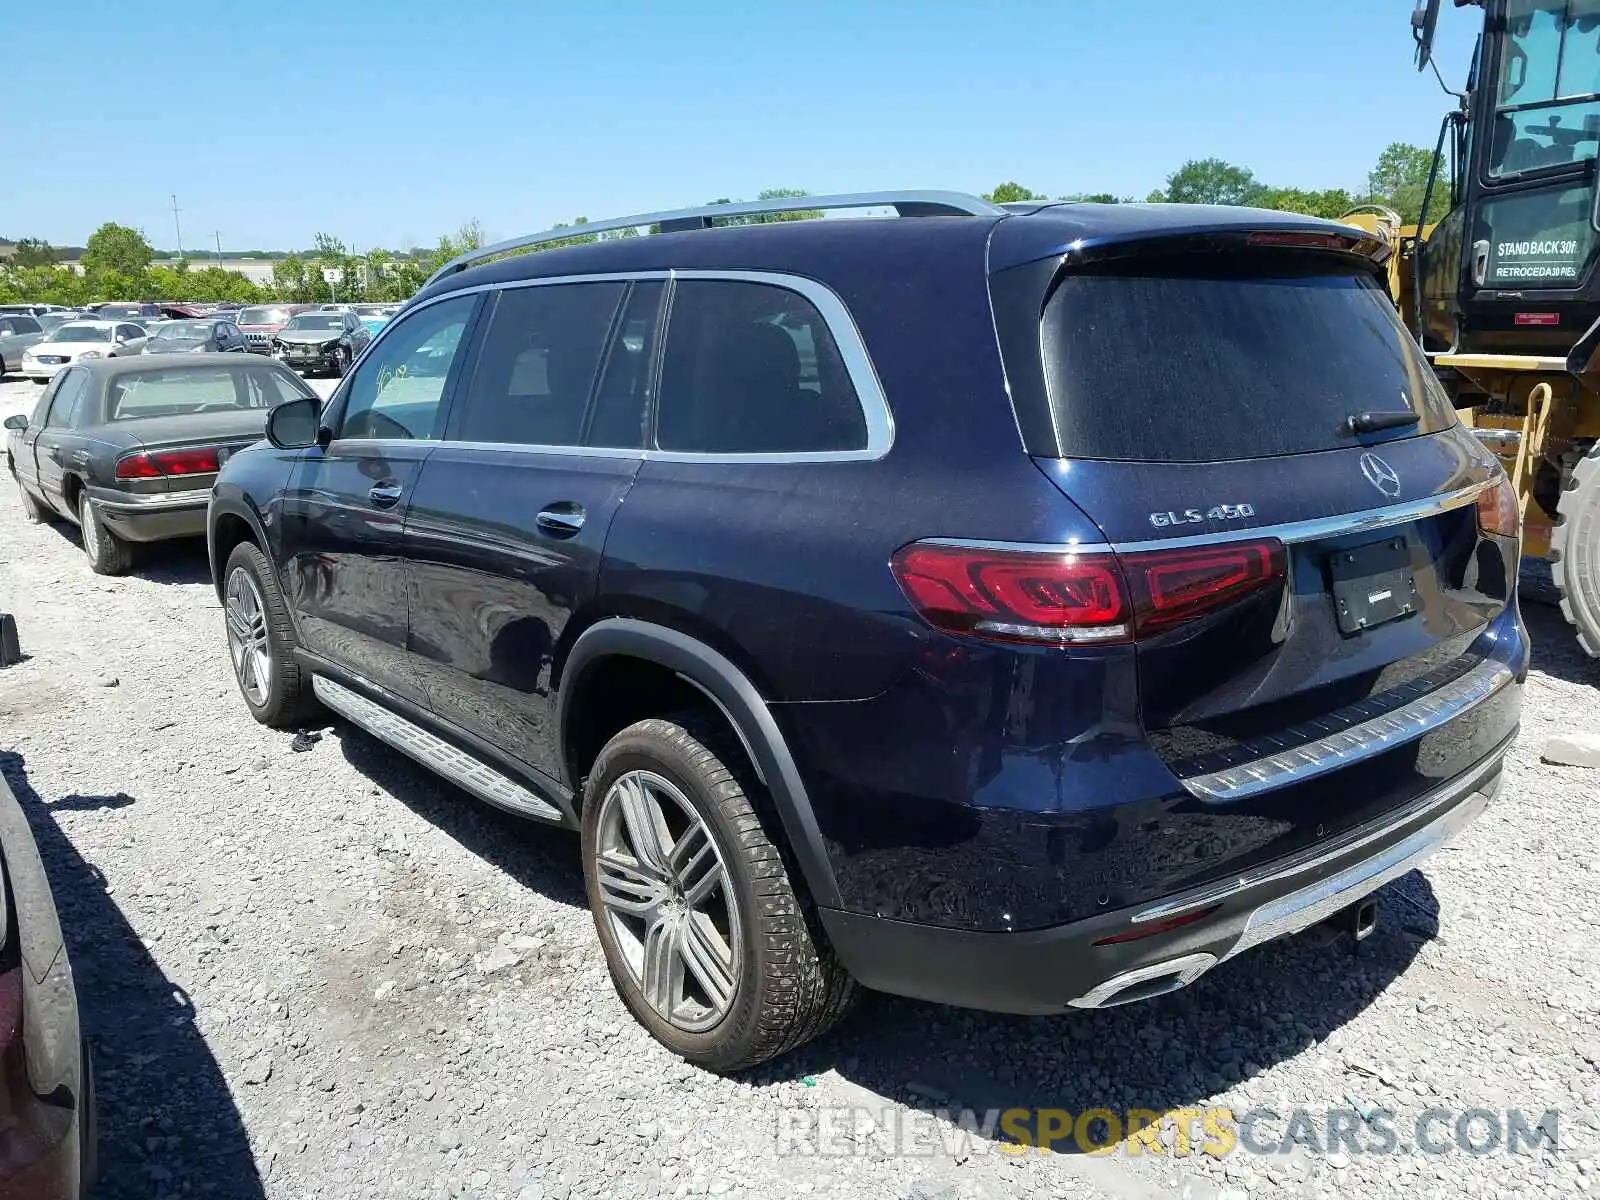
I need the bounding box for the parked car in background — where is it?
[208,192,1526,1070]
[0,314,46,378]
[36,312,90,338]
[0,773,94,1199]
[270,310,370,376]
[94,302,162,324]
[352,304,394,336]
[234,304,316,354]
[0,304,50,319]
[145,319,248,355]
[5,355,317,573]
[20,321,147,382]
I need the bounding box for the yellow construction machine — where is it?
[1345,0,1600,652]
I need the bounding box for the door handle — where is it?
[536,504,586,537]
[369,482,403,508]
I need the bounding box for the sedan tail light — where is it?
[890,538,1285,646]
[1475,474,1520,540]
[115,447,221,480]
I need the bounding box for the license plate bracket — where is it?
[1328,537,1417,636]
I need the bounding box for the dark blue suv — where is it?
[207,191,1526,1070]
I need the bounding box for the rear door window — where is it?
[453,282,624,447]
[45,368,91,427]
[656,279,868,454]
[1037,259,1457,462]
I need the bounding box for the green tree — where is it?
[81,222,154,280]
[271,253,310,302]
[12,238,58,268]
[1156,158,1263,206]
[1059,192,1125,204]
[1253,186,1359,220]
[1367,142,1436,224]
[984,182,1047,204]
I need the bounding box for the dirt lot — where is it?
[1,373,1597,1200]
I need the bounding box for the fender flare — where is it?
[559,618,843,910]
[206,495,273,601]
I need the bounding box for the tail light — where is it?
[115,447,221,480]
[1475,474,1520,540]
[890,538,1285,646]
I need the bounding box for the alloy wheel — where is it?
[78,495,100,561]
[594,770,741,1032]
[224,567,273,706]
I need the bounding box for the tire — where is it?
[10,467,47,523]
[1554,441,1600,656]
[77,492,133,575]
[222,541,321,727]
[581,715,855,1072]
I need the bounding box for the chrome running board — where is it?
[312,675,563,822]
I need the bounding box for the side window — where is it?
[45,368,90,427]
[0,320,17,336]
[338,294,477,441]
[587,281,664,449]
[656,280,868,454]
[117,324,142,341]
[15,317,41,334]
[454,282,624,447]
[244,367,314,408]
[29,375,63,426]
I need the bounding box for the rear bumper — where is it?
[88,488,208,543]
[821,745,1504,1014]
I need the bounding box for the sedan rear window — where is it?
[1037,259,1457,462]
[108,366,308,420]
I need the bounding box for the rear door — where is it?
[276,293,481,705]
[403,278,656,783]
[990,237,1518,836]
[32,367,93,515]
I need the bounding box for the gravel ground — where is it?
[1,373,1597,1200]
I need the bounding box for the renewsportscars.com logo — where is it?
[776,1105,1562,1159]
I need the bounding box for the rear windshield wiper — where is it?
[1343,410,1420,435]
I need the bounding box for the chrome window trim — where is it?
[917,478,1497,558]
[372,268,894,464]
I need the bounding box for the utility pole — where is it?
[213,231,222,264]
[171,194,184,261]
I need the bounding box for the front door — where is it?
[13,372,68,509]
[277,293,481,705]
[405,279,661,782]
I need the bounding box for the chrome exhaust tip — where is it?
[1068,952,1217,1010]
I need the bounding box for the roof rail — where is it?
[422,190,1005,288]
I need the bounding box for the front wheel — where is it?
[1554,442,1600,655]
[78,493,133,575]
[222,542,321,727]
[581,716,855,1072]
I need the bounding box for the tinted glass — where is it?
[339,295,476,441]
[283,314,344,331]
[1038,259,1456,462]
[155,321,211,339]
[45,369,90,427]
[455,282,623,447]
[657,280,867,454]
[587,281,663,449]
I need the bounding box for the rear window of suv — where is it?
[1037,258,1457,462]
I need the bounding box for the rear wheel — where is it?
[581,715,855,1072]
[223,541,320,727]
[78,493,133,575]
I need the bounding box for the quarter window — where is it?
[656,280,867,454]
[454,282,624,447]
[338,295,477,441]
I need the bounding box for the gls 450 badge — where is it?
[1149,503,1256,529]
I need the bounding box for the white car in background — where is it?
[19,320,148,382]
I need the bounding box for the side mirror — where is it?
[2,415,26,432]
[265,395,323,450]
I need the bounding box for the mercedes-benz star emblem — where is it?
[1359,451,1401,498]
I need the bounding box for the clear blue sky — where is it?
[0,0,1483,253]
